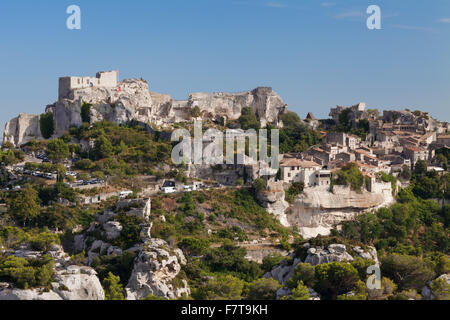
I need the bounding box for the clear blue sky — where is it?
[0,0,449,134]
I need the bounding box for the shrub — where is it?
[252,178,267,193]
[39,113,54,139]
[239,107,260,130]
[246,278,281,300]
[287,263,316,289]
[81,101,92,124]
[333,162,365,191]
[285,182,304,204]
[74,159,95,170]
[261,253,284,273]
[429,277,450,300]
[46,139,70,162]
[381,254,435,290]
[193,274,244,300]
[103,272,125,300]
[0,255,54,289]
[178,237,210,256]
[202,244,262,282]
[314,262,359,298]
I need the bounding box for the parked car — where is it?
[119,190,133,198]
[162,186,176,194]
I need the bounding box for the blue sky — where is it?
[0,0,449,134]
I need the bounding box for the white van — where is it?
[162,186,176,194]
[119,190,133,198]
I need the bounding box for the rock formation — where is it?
[0,244,104,300]
[3,113,43,146]
[264,243,378,285]
[256,181,289,225]
[286,185,394,239]
[125,238,190,300]
[3,72,288,146]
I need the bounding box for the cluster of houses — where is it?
[279,104,450,190]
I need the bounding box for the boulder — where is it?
[287,185,395,239]
[0,248,104,300]
[103,221,123,241]
[125,238,190,300]
[305,244,354,266]
[256,181,289,226]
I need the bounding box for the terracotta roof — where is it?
[280,159,321,168]
[404,146,425,152]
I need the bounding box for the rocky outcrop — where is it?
[287,185,394,239]
[4,72,288,146]
[421,274,450,300]
[304,244,354,266]
[125,238,190,300]
[0,245,104,300]
[3,113,43,146]
[74,200,190,300]
[265,243,378,285]
[256,181,289,225]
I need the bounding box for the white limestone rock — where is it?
[0,247,104,300]
[256,181,289,226]
[305,244,354,266]
[125,238,190,300]
[287,185,395,239]
[103,221,123,241]
[3,113,43,147]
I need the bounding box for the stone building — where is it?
[280,158,321,186]
[403,146,428,165]
[58,70,119,100]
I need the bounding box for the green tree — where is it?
[39,112,54,139]
[280,112,302,128]
[246,278,281,300]
[314,262,359,298]
[239,107,260,130]
[191,106,201,118]
[93,135,113,160]
[429,277,450,300]
[193,274,244,300]
[252,178,267,193]
[414,160,428,175]
[103,272,125,300]
[46,139,70,162]
[287,263,316,289]
[381,254,435,290]
[261,253,284,273]
[399,165,412,180]
[81,101,92,124]
[8,184,40,226]
[290,281,310,300]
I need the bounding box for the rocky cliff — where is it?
[3,73,288,146]
[73,198,190,300]
[286,184,394,239]
[0,244,104,300]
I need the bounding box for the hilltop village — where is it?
[0,71,448,301]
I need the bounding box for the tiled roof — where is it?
[280,159,321,168]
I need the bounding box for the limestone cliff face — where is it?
[0,244,104,300]
[3,75,288,146]
[287,184,394,239]
[3,113,43,146]
[256,181,289,226]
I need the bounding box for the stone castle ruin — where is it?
[3,70,288,146]
[58,70,119,100]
